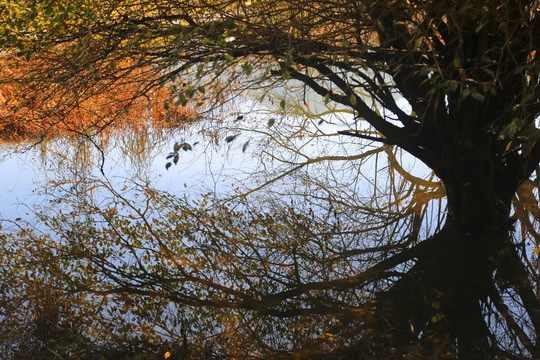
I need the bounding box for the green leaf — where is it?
[224,54,234,64]
[279,99,286,109]
[500,118,522,138]
[225,134,239,143]
[242,62,252,76]
[178,93,187,106]
[470,89,485,102]
[267,118,276,127]
[185,87,195,98]
[282,70,290,80]
[196,64,205,77]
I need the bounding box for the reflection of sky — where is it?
[0,149,39,218]
[0,126,262,221]
[0,88,437,225]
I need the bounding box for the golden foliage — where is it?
[0,54,196,142]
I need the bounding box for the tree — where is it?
[1,0,540,359]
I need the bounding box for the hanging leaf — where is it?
[165,162,172,170]
[267,118,276,127]
[225,134,239,143]
[242,140,250,152]
[470,89,485,102]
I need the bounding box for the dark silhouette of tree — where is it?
[1,1,540,359]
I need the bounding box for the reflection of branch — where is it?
[328,241,413,263]
[337,130,393,144]
[488,282,534,354]
[251,238,431,315]
[496,244,540,337]
[385,146,441,188]
[235,147,385,198]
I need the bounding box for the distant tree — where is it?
[1,1,540,359]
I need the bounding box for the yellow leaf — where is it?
[349,93,357,106]
[164,351,171,359]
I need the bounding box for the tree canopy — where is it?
[1,0,540,359]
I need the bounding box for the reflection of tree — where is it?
[0,136,449,358]
[0,220,195,359]
[1,0,540,358]
[2,126,539,358]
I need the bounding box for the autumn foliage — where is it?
[0,54,196,142]
[1,0,540,359]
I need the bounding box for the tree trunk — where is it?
[360,140,533,359]
[428,141,515,359]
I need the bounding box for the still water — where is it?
[0,120,262,221]
[0,86,440,239]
